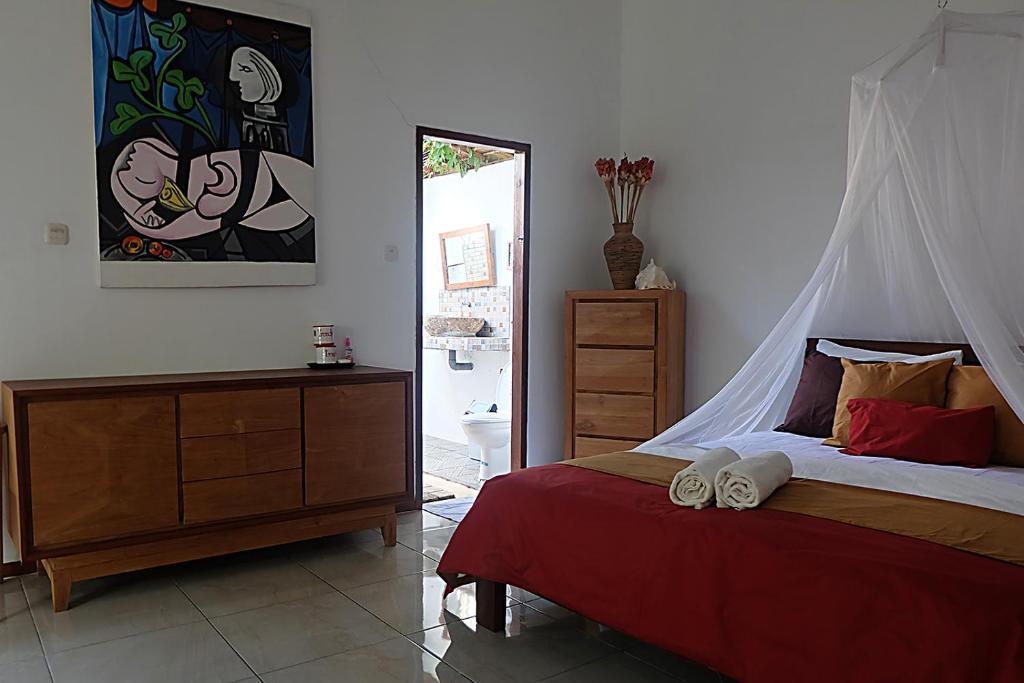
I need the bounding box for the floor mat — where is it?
[424,496,476,523]
[422,481,456,504]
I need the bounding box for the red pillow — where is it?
[842,398,995,468]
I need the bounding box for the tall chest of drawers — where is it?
[564,290,685,459]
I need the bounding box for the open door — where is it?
[415,127,530,507]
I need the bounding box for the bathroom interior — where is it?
[421,137,517,503]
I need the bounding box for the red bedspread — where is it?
[437,464,1024,683]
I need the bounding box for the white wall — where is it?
[0,0,619,559]
[422,161,514,445]
[620,0,1024,412]
[423,161,516,314]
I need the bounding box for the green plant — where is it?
[423,140,483,178]
[109,12,217,144]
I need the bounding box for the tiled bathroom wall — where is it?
[438,286,511,338]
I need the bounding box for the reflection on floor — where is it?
[425,435,482,491]
[0,511,731,682]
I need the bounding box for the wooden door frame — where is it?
[415,127,531,507]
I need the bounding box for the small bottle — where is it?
[343,337,354,363]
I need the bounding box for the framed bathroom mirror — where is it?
[440,224,496,290]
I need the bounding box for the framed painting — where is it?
[91,0,315,287]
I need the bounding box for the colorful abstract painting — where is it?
[91,0,315,287]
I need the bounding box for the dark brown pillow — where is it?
[776,350,845,438]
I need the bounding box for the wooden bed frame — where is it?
[474,337,982,631]
[805,338,981,365]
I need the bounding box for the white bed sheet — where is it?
[641,430,1024,517]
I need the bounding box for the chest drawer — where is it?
[574,436,644,459]
[181,429,301,482]
[183,469,302,524]
[575,348,655,394]
[180,388,299,437]
[574,392,654,439]
[575,302,656,346]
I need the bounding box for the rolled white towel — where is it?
[669,447,741,508]
[714,451,793,510]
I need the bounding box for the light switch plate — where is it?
[45,223,69,245]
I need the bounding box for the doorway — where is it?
[415,127,530,508]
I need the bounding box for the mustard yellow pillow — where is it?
[947,366,1024,467]
[823,358,954,447]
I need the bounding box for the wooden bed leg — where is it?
[476,578,506,632]
[41,560,71,613]
[381,514,397,547]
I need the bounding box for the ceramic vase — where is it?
[603,221,644,290]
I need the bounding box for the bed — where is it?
[437,342,1024,683]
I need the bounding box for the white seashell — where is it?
[635,259,676,290]
[637,264,675,289]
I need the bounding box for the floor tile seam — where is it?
[295,556,438,592]
[620,649,716,682]
[398,630,479,682]
[171,562,337,620]
[165,581,263,682]
[18,579,56,683]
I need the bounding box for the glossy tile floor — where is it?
[0,511,728,682]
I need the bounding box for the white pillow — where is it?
[816,339,964,365]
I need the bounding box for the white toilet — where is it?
[460,363,513,481]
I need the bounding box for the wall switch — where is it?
[45,223,69,245]
[384,244,399,262]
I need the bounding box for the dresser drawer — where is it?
[574,436,644,459]
[183,469,302,524]
[575,348,655,394]
[575,302,656,346]
[180,388,299,437]
[574,393,654,439]
[181,429,301,482]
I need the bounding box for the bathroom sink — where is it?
[425,316,486,337]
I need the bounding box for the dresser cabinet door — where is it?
[28,396,179,548]
[304,382,408,506]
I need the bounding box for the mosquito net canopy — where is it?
[648,10,1024,448]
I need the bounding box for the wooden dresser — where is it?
[564,290,685,459]
[2,367,412,611]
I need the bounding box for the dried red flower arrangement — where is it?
[595,155,655,224]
